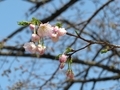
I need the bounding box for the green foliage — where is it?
[101,49,108,53]
[31,17,40,25]
[75,30,79,35]
[17,21,30,26]
[18,17,40,26]
[65,47,73,54]
[56,22,62,28]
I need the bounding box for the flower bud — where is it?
[29,24,35,30]
[66,70,74,80]
[31,34,40,42]
[59,54,68,63]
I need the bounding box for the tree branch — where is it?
[0,52,120,74]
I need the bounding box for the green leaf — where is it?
[56,22,62,28]
[65,47,73,54]
[31,17,40,25]
[18,21,30,26]
[75,30,79,35]
[101,49,108,54]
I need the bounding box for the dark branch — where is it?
[72,75,120,83]
[0,52,120,74]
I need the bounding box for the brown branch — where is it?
[0,52,120,74]
[79,0,114,35]
[39,65,59,90]
[71,75,120,83]
[28,0,52,15]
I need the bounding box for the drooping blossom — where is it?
[37,23,53,37]
[50,26,67,42]
[57,27,67,36]
[29,24,35,30]
[51,33,59,42]
[23,42,36,53]
[50,26,59,42]
[66,70,74,80]
[31,34,40,42]
[37,44,46,55]
[59,54,68,63]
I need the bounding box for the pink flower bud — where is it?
[66,70,74,80]
[29,24,35,30]
[31,34,40,42]
[59,54,68,63]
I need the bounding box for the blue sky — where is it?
[0,0,32,37]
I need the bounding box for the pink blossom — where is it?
[50,26,59,42]
[37,23,53,37]
[51,33,59,42]
[37,44,46,55]
[50,26,67,42]
[53,26,59,32]
[58,27,67,36]
[31,34,40,42]
[23,42,36,53]
[59,54,68,63]
[29,24,35,30]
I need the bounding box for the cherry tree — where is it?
[0,0,120,90]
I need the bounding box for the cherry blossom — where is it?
[37,23,53,37]
[50,26,67,42]
[31,34,40,42]
[59,54,68,63]
[51,33,59,42]
[58,27,67,36]
[23,42,37,53]
[37,44,46,55]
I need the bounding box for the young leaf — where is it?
[18,21,30,26]
[101,49,108,53]
[31,17,40,25]
[56,22,62,28]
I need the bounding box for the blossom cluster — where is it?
[19,18,74,80]
[23,23,67,55]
